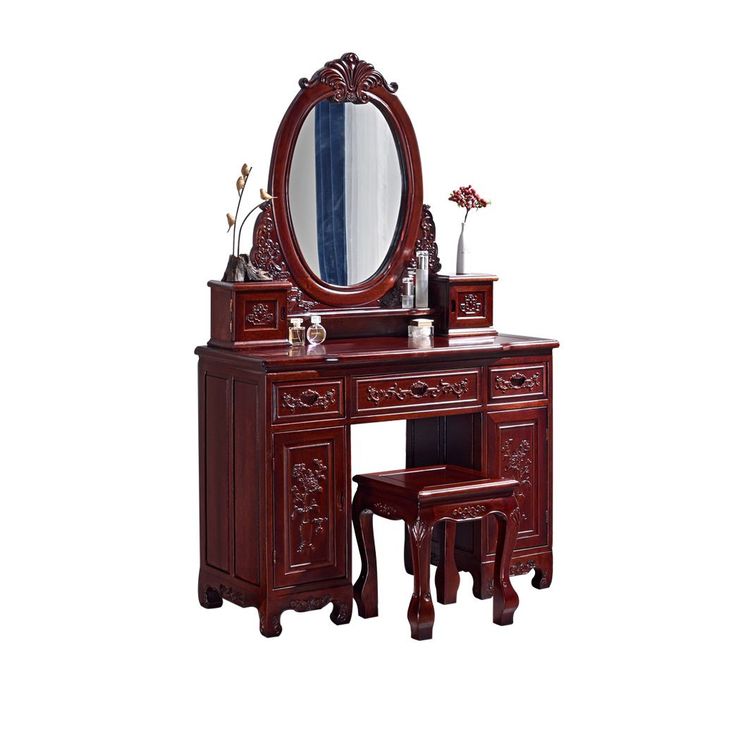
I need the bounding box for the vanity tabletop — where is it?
[196,333,559,372]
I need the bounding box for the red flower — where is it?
[449,185,491,221]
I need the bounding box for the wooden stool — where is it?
[352,465,521,640]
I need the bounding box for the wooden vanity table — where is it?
[196,53,558,636]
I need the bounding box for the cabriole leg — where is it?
[258,603,283,638]
[436,521,460,605]
[532,552,553,589]
[198,574,223,609]
[330,595,353,626]
[492,507,520,626]
[353,496,378,619]
[406,518,435,640]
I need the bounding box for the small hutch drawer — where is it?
[352,368,481,416]
[208,280,290,349]
[430,274,497,336]
[490,364,547,400]
[273,379,345,423]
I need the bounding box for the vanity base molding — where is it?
[198,569,353,637]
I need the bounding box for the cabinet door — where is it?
[273,426,348,588]
[487,407,548,550]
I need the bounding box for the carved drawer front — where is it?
[490,363,547,400]
[273,379,344,424]
[353,368,481,417]
[273,427,348,589]
[449,285,493,330]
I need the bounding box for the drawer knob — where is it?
[511,374,528,387]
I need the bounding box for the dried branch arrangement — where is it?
[222,163,276,282]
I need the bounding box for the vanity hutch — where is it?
[196,53,558,636]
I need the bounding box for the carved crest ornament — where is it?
[299,52,398,103]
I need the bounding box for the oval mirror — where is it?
[288,100,403,287]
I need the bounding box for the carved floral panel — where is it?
[274,429,347,588]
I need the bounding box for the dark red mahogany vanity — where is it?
[196,53,558,636]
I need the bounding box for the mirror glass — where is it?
[288,100,403,286]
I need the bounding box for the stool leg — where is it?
[493,507,521,626]
[436,521,460,605]
[353,497,378,618]
[406,518,435,640]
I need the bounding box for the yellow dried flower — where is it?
[226,213,236,231]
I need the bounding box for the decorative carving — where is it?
[331,601,351,624]
[459,293,482,316]
[218,585,249,607]
[494,371,542,393]
[249,203,317,313]
[413,205,441,274]
[290,459,328,553]
[451,504,487,519]
[510,559,536,576]
[299,52,398,103]
[250,202,291,280]
[366,377,470,405]
[380,205,440,307]
[245,302,275,326]
[258,611,282,637]
[288,595,331,612]
[410,519,429,543]
[373,501,400,517]
[287,286,316,314]
[281,388,337,413]
[501,438,532,521]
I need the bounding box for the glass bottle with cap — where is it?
[415,251,429,308]
[306,315,327,345]
[288,317,305,347]
[401,274,415,309]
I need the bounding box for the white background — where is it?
[1,1,734,733]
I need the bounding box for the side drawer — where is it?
[490,363,547,401]
[353,368,481,417]
[273,379,345,424]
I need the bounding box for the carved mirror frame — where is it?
[249,52,440,315]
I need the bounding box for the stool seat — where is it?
[352,464,521,640]
[353,465,519,505]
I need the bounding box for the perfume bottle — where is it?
[306,315,327,345]
[288,318,305,347]
[401,275,415,309]
[415,250,429,308]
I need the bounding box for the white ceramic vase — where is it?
[456,221,467,274]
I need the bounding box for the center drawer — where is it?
[352,368,482,417]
